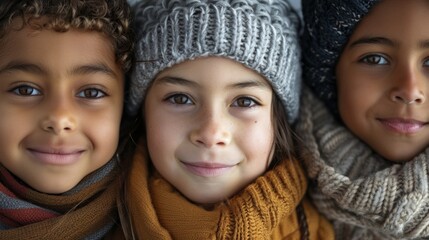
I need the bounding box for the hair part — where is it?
[0,0,134,72]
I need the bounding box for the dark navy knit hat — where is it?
[301,0,380,116]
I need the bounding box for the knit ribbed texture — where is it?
[296,87,429,239]
[0,159,121,240]
[125,139,334,239]
[217,156,307,239]
[301,0,379,116]
[128,0,301,123]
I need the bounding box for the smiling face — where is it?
[0,23,124,193]
[336,0,429,162]
[144,57,274,206]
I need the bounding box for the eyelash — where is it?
[165,93,194,105]
[164,93,260,108]
[76,88,107,99]
[231,96,260,108]
[359,54,390,65]
[9,84,42,96]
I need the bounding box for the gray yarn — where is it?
[301,0,379,116]
[296,87,429,240]
[128,0,301,123]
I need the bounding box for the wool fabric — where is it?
[128,0,301,123]
[296,87,429,239]
[301,0,379,115]
[125,139,334,239]
[0,159,123,240]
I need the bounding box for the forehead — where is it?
[0,21,120,76]
[350,0,429,41]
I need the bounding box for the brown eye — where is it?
[360,54,389,65]
[232,97,259,108]
[77,88,106,98]
[11,85,41,96]
[166,94,193,104]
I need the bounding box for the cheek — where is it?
[145,107,185,159]
[84,108,122,163]
[92,122,120,149]
[239,116,274,163]
[339,89,366,136]
[338,84,360,118]
[338,77,379,123]
[0,107,34,152]
[337,67,366,121]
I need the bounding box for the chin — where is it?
[30,181,77,194]
[185,191,230,209]
[379,151,415,163]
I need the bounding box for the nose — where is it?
[190,108,232,148]
[390,65,426,105]
[40,97,77,134]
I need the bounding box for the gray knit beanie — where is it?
[301,0,380,116]
[128,0,301,123]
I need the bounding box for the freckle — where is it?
[254,121,258,124]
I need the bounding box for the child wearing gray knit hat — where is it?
[121,0,335,239]
[127,0,302,123]
[297,0,429,239]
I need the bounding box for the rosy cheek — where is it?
[244,120,273,159]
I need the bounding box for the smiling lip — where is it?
[378,118,426,134]
[27,148,84,165]
[181,162,235,177]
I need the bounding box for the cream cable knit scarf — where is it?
[296,87,429,240]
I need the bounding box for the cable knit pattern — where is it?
[296,87,429,239]
[126,139,334,239]
[128,0,301,123]
[218,156,307,239]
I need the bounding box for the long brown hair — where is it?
[269,93,296,169]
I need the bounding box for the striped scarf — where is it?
[0,158,120,240]
[296,86,429,239]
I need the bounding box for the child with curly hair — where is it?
[0,1,133,239]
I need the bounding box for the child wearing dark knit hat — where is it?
[297,0,429,239]
[120,0,334,239]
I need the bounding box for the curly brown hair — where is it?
[0,0,134,72]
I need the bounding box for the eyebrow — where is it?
[228,79,271,90]
[69,62,118,79]
[419,40,429,49]
[0,61,46,75]
[154,76,271,90]
[154,76,200,88]
[348,36,396,49]
[0,60,117,79]
[348,36,429,51]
